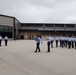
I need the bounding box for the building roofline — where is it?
[21,22,76,25]
[0,14,76,25]
[0,14,15,18]
[0,14,21,23]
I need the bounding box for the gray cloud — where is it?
[0,0,76,23]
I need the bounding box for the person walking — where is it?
[34,35,42,53]
[74,37,76,49]
[71,37,74,48]
[47,35,51,52]
[51,37,54,48]
[59,36,62,47]
[68,36,71,49]
[65,36,68,48]
[4,36,8,46]
[0,35,2,46]
[55,36,59,47]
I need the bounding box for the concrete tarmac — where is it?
[0,40,76,75]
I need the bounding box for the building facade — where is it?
[0,14,21,39]
[19,23,76,39]
[0,14,76,39]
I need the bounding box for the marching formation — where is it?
[34,35,76,53]
[55,36,76,49]
[1,34,76,53]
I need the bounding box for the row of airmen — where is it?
[47,36,76,52]
[56,36,76,49]
[0,35,8,46]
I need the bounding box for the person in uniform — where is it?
[63,36,66,47]
[34,35,42,53]
[59,36,62,47]
[61,36,64,48]
[47,35,51,52]
[74,37,76,49]
[68,36,71,49]
[4,36,8,46]
[65,36,68,48]
[51,36,54,48]
[0,35,2,46]
[55,36,59,47]
[71,37,74,48]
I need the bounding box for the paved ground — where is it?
[0,40,76,75]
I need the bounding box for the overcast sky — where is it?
[0,0,76,23]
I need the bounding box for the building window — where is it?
[8,27,12,32]
[4,26,9,32]
[0,26,4,32]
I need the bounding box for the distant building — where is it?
[0,14,21,39]
[0,14,76,39]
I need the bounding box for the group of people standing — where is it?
[34,35,76,53]
[0,35,8,47]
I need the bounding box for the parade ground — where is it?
[0,40,76,75]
